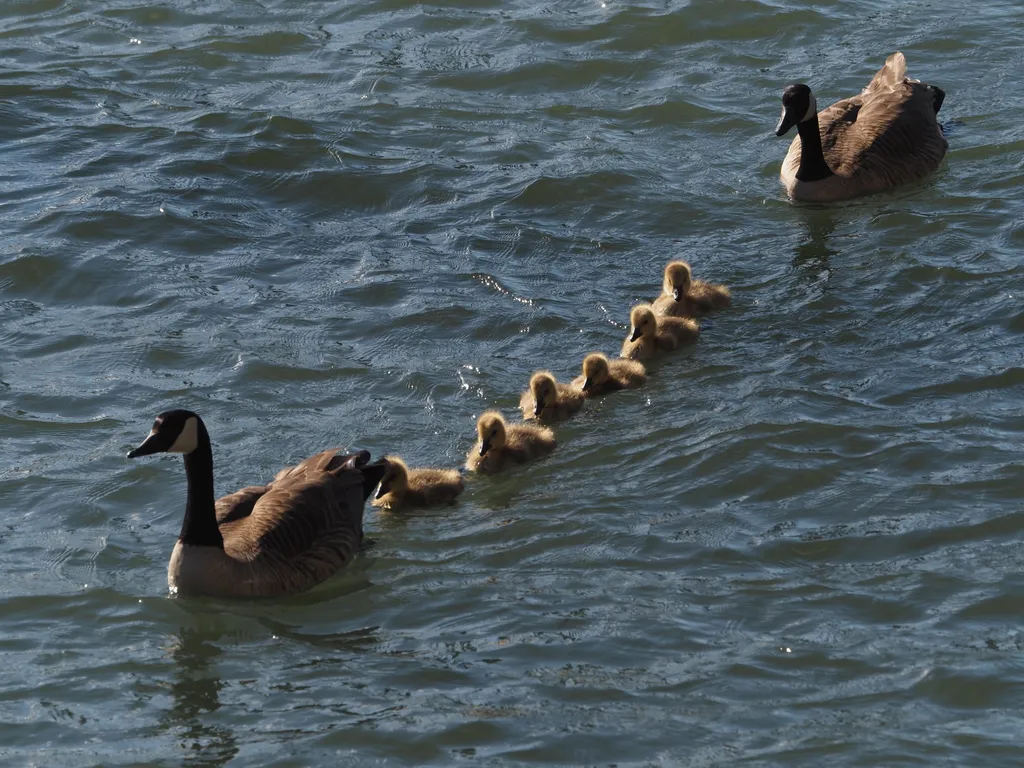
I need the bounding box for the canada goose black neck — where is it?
[179,418,224,548]
[795,112,834,182]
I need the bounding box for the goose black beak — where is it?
[582,378,593,393]
[344,450,372,470]
[359,457,390,501]
[629,327,642,343]
[479,440,491,456]
[775,112,796,137]
[672,288,682,302]
[127,433,163,459]
[374,481,390,500]
[533,404,543,417]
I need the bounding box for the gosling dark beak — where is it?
[374,481,390,500]
[533,404,543,417]
[582,378,593,393]
[775,112,796,137]
[629,327,642,343]
[672,288,682,302]
[479,440,491,456]
[127,433,163,459]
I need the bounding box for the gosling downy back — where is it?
[571,353,647,397]
[519,370,585,422]
[652,260,731,317]
[775,52,947,202]
[465,410,555,475]
[127,409,389,598]
[373,455,464,511]
[621,304,699,360]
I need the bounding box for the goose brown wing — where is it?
[271,448,353,484]
[222,465,366,572]
[215,486,268,525]
[863,52,907,94]
[216,475,366,596]
[858,86,944,178]
[817,96,864,163]
[821,84,943,180]
[214,447,351,528]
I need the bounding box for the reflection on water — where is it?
[257,618,382,655]
[792,205,842,273]
[163,629,237,767]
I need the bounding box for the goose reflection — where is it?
[162,628,238,766]
[792,204,842,273]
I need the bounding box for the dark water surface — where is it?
[2,0,1023,765]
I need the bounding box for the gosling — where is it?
[652,260,731,318]
[520,371,585,423]
[621,303,699,361]
[571,353,646,397]
[372,456,464,511]
[465,411,555,475]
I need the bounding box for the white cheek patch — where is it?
[168,416,199,454]
[801,95,818,123]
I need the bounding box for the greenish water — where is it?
[2,0,1024,764]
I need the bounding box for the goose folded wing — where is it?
[226,468,367,561]
[215,485,269,525]
[849,86,944,176]
[818,98,864,163]
[863,52,907,94]
[271,448,353,484]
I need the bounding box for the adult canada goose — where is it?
[571,353,647,397]
[126,409,389,598]
[652,261,731,318]
[372,456,464,511]
[621,304,699,361]
[775,52,948,202]
[519,371,585,423]
[465,411,555,474]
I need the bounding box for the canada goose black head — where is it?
[529,372,557,416]
[128,409,205,457]
[477,411,507,456]
[776,83,816,137]
[581,353,609,392]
